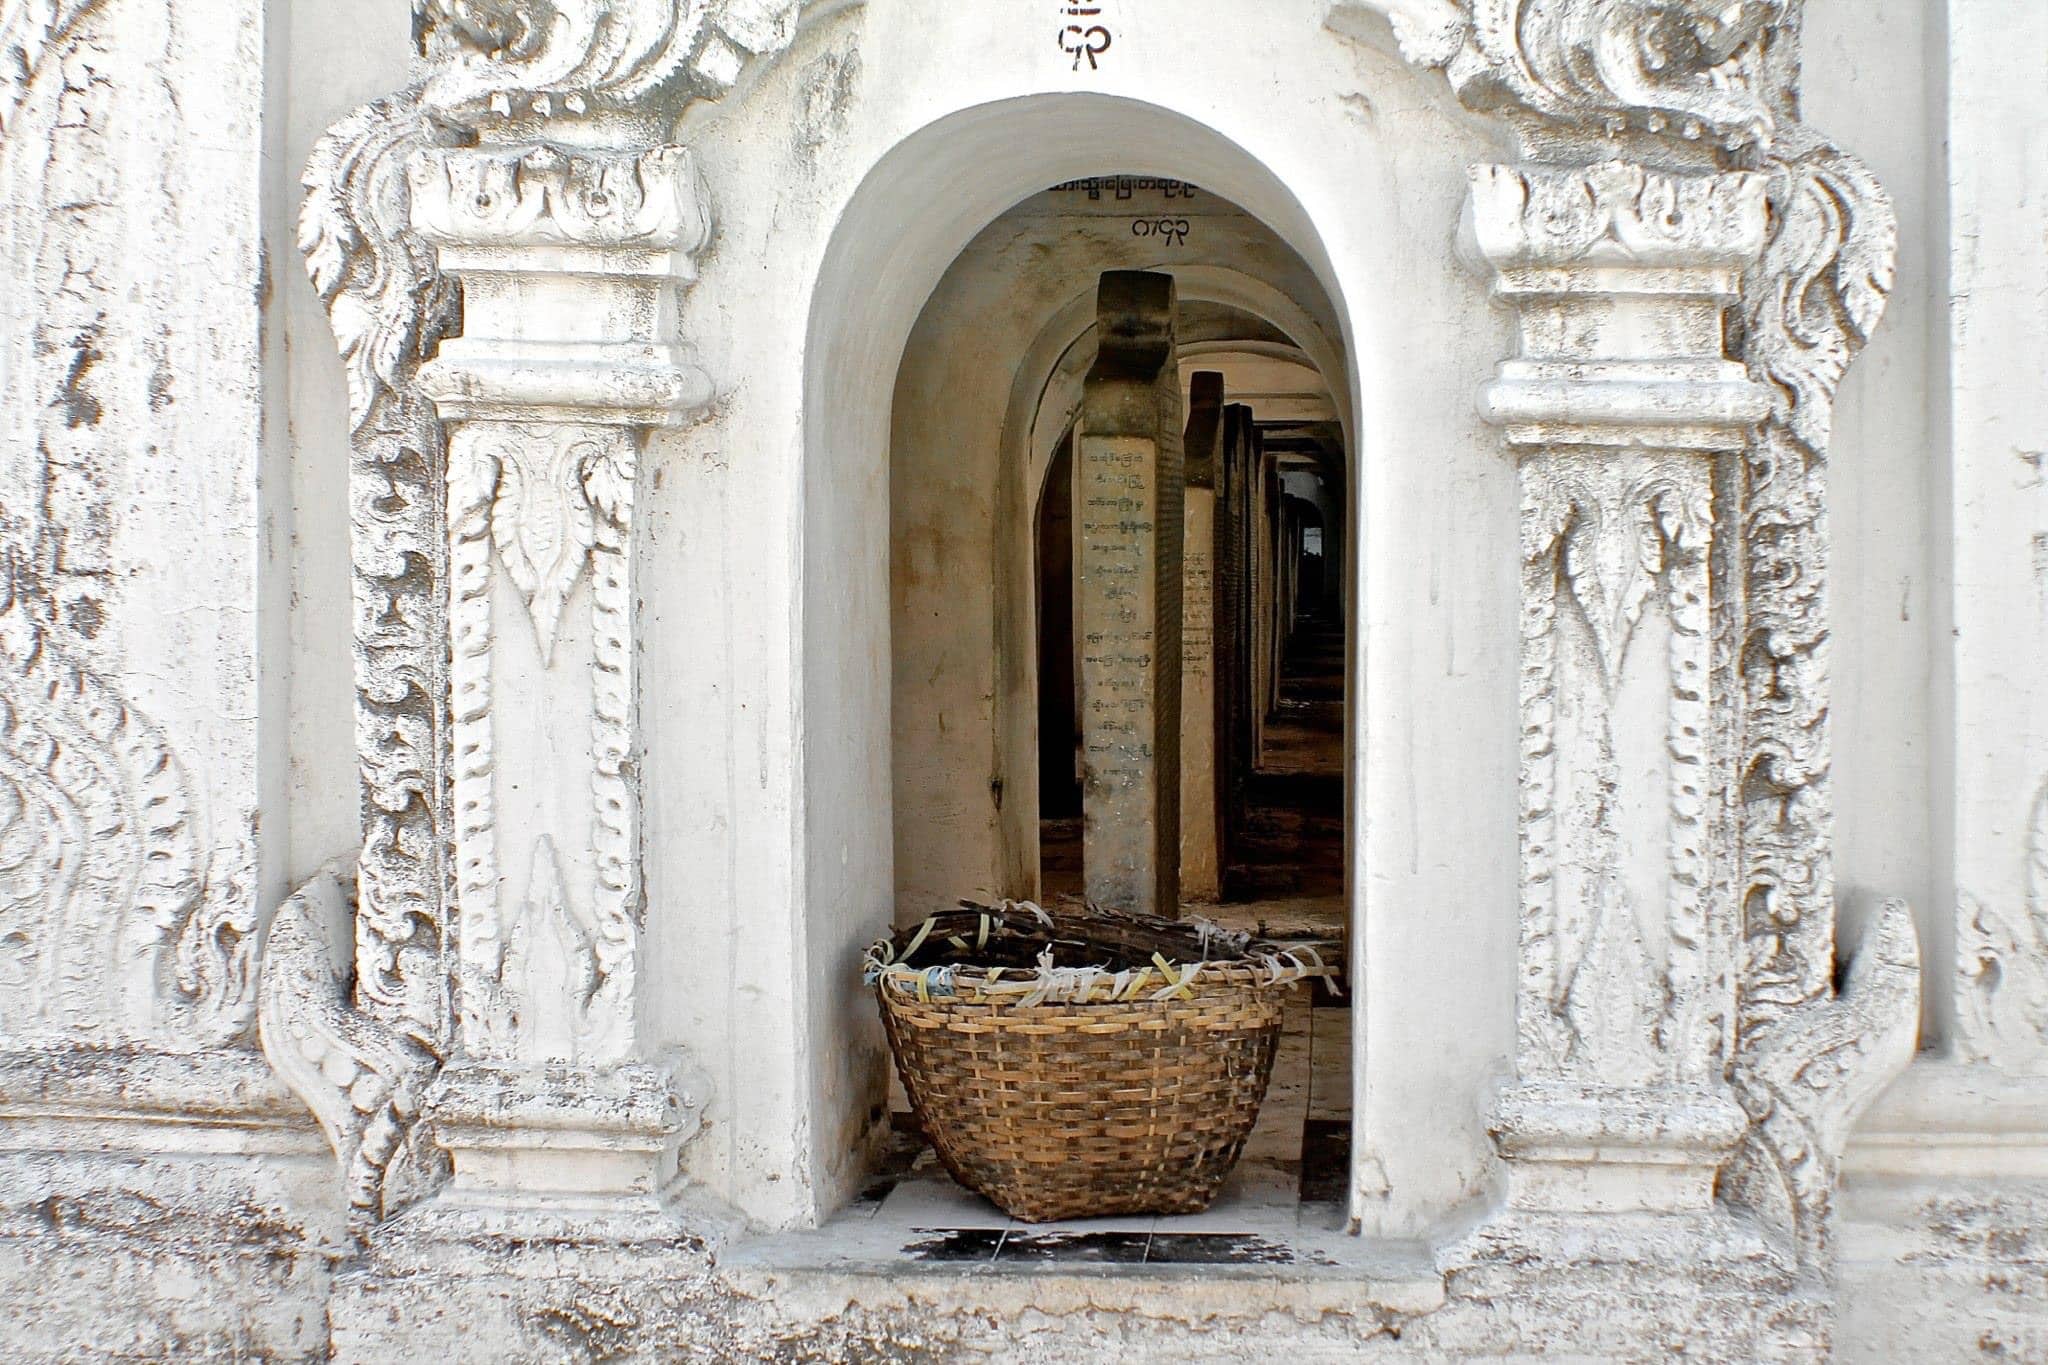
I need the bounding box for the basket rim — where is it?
[863,899,1338,1007]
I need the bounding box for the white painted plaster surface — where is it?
[280,0,414,888]
[1936,0,2048,1073]
[1805,0,1944,1032]
[6,0,2048,1356]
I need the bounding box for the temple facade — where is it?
[0,0,2043,1358]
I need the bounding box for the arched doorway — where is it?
[788,92,1529,1241]
[859,164,1358,1236]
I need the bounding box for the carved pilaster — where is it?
[405,137,712,1204]
[1472,160,1767,1212]
[279,0,829,1234]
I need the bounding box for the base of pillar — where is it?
[1492,1083,1749,1214]
[1427,1205,1820,1361]
[425,1056,703,1208]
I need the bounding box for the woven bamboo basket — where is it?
[865,899,1333,1222]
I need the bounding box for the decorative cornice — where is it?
[1466,161,1771,450]
[410,142,715,429]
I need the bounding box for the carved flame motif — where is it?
[488,427,602,663]
[461,423,635,664]
[0,608,255,1046]
[298,91,459,1049]
[500,838,602,1059]
[1527,465,1709,687]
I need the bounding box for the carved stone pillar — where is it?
[1077,271,1184,916]
[1179,372,1225,903]
[406,139,713,1204]
[1469,160,1768,1214]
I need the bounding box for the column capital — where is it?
[410,140,714,428]
[1465,160,1770,451]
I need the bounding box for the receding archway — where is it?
[801,95,1366,1224]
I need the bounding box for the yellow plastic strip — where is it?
[1151,952,1194,1000]
[901,916,937,962]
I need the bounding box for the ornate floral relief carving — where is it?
[1724,898,1919,1263]
[406,142,711,253]
[443,425,640,1062]
[1469,158,1767,271]
[300,91,462,1050]
[1362,0,1795,152]
[1735,133,1897,1038]
[1413,0,1907,1251]
[0,608,256,1046]
[417,0,826,120]
[1518,455,1714,1084]
[258,867,444,1228]
[1958,779,2048,1068]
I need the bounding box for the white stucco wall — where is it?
[280,0,412,885]
[1804,0,1944,1034]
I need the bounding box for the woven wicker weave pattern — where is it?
[870,902,1313,1222]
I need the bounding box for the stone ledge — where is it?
[1845,1059,2048,1178]
[0,1046,323,1156]
[721,1234,1449,1319]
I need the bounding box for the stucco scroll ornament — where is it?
[1340,0,1793,149]
[0,603,259,1046]
[257,865,444,1229]
[417,0,829,119]
[1735,128,1897,1038]
[299,91,463,1052]
[1957,780,2048,1069]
